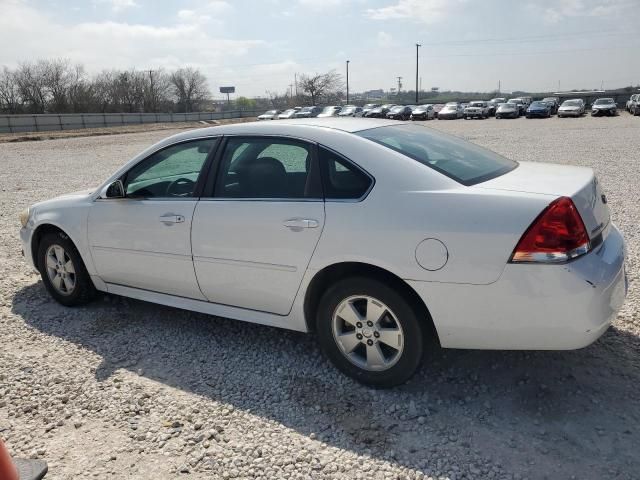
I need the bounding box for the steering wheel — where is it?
[166,178,195,197]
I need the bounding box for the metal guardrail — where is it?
[0,110,263,134]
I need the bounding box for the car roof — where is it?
[166,118,403,140]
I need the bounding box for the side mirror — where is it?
[101,179,125,199]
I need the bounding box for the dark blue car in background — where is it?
[526,101,552,118]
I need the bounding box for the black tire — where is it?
[37,232,96,306]
[316,277,424,388]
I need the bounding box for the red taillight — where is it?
[511,197,590,263]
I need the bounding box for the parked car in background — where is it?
[591,98,617,117]
[365,104,395,118]
[438,102,463,119]
[338,105,364,117]
[629,96,640,115]
[295,106,322,118]
[507,98,526,116]
[317,106,342,118]
[526,101,552,118]
[542,97,560,114]
[257,110,281,120]
[495,102,519,119]
[386,105,413,120]
[362,104,380,116]
[558,99,585,118]
[464,101,490,119]
[410,104,435,120]
[488,97,506,116]
[21,119,626,388]
[432,104,445,118]
[625,94,638,112]
[277,108,297,119]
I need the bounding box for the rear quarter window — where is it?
[355,124,517,186]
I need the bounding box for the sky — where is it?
[1,0,639,100]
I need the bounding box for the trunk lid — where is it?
[475,161,610,240]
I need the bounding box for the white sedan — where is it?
[19,119,627,387]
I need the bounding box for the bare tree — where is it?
[298,70,343,105]
[143,69,171,113]
[0,66,21,113]
[170,67,209,113]
[15,61,49,113]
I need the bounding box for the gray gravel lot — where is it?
[0,114,638,479]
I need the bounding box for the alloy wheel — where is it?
[331,295,404,371]
[45,244,76,295]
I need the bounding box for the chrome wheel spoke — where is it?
[365,343,387,369]
[62,275,74,292]
[378,328,402,350]
[53,246,65,263]
[52,274,63,291]
[46,255,57,270]
[337,301,362,327]
[365,299,386,325]
[64,260,75,274]
[337,332,361,354]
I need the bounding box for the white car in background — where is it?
[317,106,342,117]
[276,109,297,119]
[558,99,585,117]
[338,106,364,117]
[257,110,281,120]
[19,119,627,387]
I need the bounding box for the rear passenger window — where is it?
[216,137,319,199]
[319,147,373,200]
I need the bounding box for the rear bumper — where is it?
[409,224,627,350]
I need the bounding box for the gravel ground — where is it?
[0,113,638,480]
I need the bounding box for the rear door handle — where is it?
[283,218,319,229]
[159,214,185,225]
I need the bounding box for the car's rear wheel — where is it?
[316,277,424,388]
[37,232,96,306]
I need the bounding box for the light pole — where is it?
[346,60,350,104]
[415,43,421,104]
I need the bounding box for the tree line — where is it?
[0,59,210,114]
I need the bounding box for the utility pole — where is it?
[288,84,294,103]
[346,60,350,104]
[397,76,402,95]
[415,43,421,103]
[148,69,155,112]
[294,73,298,97]
[498,80,501,94]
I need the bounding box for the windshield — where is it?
[530,102,546,107]
[500,103,515,109]
[264,110,277,115]
[355,124,517,186]
[364,104,377,109]
[341,107,355,113]
[391,106,404,112]
[507,99,522,104]
[445,102,458,106]
[594,98,614,105]
[563,100,581,107]
[282,109,294,114]
[542,98,557,103]
[469,102,484,107]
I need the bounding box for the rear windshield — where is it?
[356,124,517,186]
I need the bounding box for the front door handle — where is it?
[159,214,185,225]
[283,218,319,230]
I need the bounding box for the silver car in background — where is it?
[317,106,342,118]
[558,99,585,118]
[591,98,617,117]
[277,109,298,119]
[495,102,519,119]
[338,106,364,117]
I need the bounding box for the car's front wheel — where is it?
[37,232,96,306]
[316,277,424,388]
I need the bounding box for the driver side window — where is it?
[125,138,217,198]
